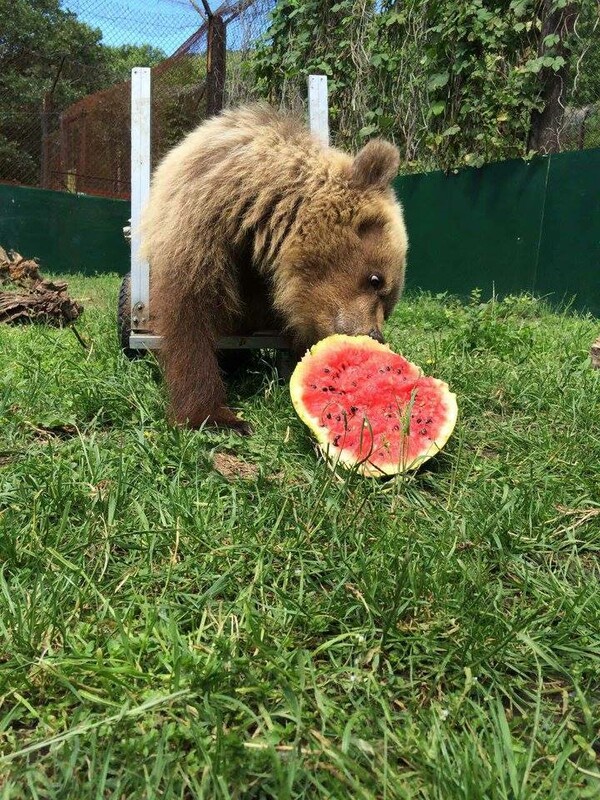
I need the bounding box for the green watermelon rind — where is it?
[290,334,458,478]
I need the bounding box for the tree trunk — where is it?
[528,1,578,154]
[206,15,226,117]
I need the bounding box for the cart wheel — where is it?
[117,272,141,360]
[218,349,255,376]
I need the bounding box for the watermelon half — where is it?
[290,335,458,477]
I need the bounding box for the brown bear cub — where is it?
[141,104,408,433]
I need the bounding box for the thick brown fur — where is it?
[141,104,408,431]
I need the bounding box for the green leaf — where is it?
[358,124,379,138]
[510,0,530,16]
[427,72,450,91]
[523,57,544,73]
[385,11,406,26]
[442,125,461,137]
[542,33,560,48]
[430,101,446,116]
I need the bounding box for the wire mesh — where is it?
[0,0,597,199]
[0,0,274,199]
[560,6,600,152]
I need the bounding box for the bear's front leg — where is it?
[160,319,251,435]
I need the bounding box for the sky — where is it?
[61,0,205,56]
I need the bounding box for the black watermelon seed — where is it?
[322,387,328,392]
[324,368,330,373]
[417,418,422,424]
[310,384,316,389]
[326,413,332,420]
[420,428,428,436]
[392,424,400,431]
[336,415,341,422]
[386,365,391,371]
[333,435,340,446]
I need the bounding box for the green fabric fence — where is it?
[0,184,129,277]
[0,146,598,314]
[395,147,600,316]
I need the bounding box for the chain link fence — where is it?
[561,5,600,151]
[0,0,273,199]
[49,0,275,198]
[0,0,598,199]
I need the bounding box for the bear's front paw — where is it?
[229,418,253,436]
[212,407,253,436]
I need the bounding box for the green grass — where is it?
[0,275,599,799]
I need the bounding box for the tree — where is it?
[0,2,165,187]
[103,43,166,83]
[0,0,111,184]
[251,0,593,170]
[527,1,579,154]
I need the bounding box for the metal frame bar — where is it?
[308,74,329,146]
[128,72,328,353]
[130,67,151,332]
[132,333,292,351]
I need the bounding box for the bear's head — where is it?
[274,138,407,350]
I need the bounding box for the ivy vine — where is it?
[250,0,591,171]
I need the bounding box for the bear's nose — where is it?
[368,328,385,344]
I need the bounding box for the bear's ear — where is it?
[350,139,400,190]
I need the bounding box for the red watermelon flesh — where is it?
[290,335,458,477]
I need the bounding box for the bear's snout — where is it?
[368,328,385,344]
[333,308,386,344]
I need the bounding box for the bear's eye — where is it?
[369,274,384,290]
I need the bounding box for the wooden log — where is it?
[0,249,43,288]
[0,280,83,326]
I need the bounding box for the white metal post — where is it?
[124,70,310,354]
[308,75,329,146]
[130,67,151,331]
